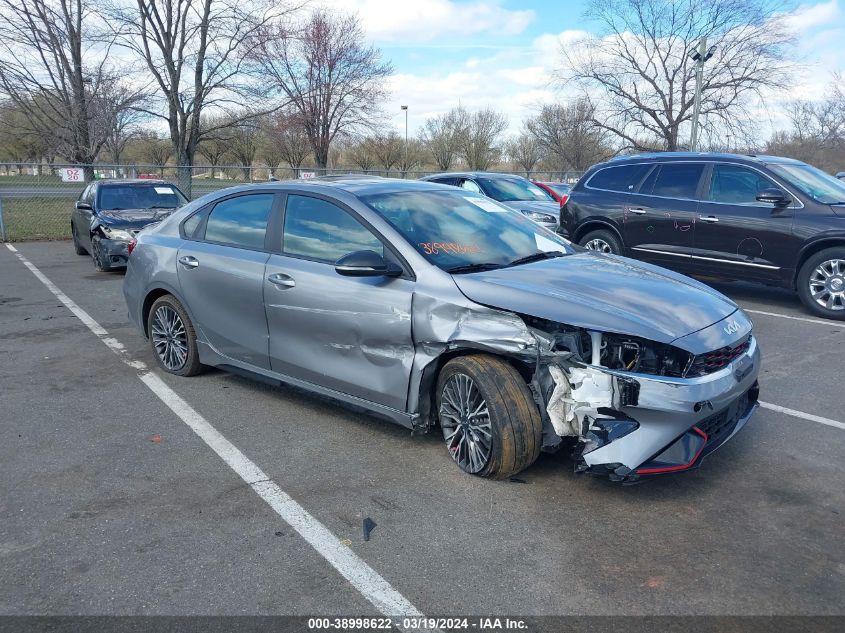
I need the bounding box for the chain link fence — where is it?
[0,163,583,241]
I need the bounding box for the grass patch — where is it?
[2,197,74,241]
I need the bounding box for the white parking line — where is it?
[759,401,845,431]
[5,243,427,624]
[744,308,844,327]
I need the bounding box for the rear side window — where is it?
[642,163,705,199]
[204,193,274,250]
[283,195,383,263]
[709,164,775,204]
[587,164,651,192]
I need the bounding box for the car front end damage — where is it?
[410,293,759,482]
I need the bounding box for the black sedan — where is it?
[71,179,188,271]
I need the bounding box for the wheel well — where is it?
[794,239,845,287]
[573,220,622,245]
[141,289,171,335]
[417,348,534,429]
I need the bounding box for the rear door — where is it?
[263,193,415,410]
[624,162,706,269]
[176,192,280,369]
[692,162,796,281]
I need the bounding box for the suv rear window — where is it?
[586,164,651,192]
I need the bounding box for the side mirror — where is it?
[335,250,401,277]
[756,188,790,206]
[75,201,92,210]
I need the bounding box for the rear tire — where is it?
[797,247,845,320]
[72,222,87,255]
[148,295,205,376]
[579,229,622,255]
[436,355,542,479]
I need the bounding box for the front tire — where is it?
[797,248,845,320]
[436,355,542,479]
[91,234,113,271]
[579,229,622,255]
[148,295,204,376]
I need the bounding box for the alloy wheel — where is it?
[151,305,188,370]
[439,373,492,473]
[809,258,845,312]
[584,238,612,253]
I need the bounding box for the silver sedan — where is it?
[123,178,760,482]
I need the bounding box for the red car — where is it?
[532,181,572,206]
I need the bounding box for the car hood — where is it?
[451,252,739,348]
[97,208,176,228]
[498,200,560,216]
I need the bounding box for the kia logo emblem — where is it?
[723,319,741,335]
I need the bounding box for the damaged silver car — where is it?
[123,178,760,482]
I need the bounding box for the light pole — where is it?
[688,38,715,152]
[400,105,408,172]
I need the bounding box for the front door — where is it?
[623,162,706,270]
[176,192,278,369]
[264,193,414,411]
[692,163,796,282]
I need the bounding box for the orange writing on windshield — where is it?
[420,242,481,255]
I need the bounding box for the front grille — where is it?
[696,388,753,447]
[686,335,751,377]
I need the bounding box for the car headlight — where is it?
[523,211,556,223]
[102,227,134,241]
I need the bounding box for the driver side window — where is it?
[283,195,383,263]
[460,179,482,194]
[710,164,777,205]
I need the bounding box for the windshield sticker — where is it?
[154,187,174,195]
[420,242,481,255]
[464,197,508,212]
[535,233,562,252]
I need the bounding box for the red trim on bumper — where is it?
[635,426,709,475]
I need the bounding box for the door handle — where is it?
[178,255,199,269]
[699,215,719,223]
[267,272,296,289]
[629,207,646,215]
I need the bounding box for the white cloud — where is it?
[317,0,535,42]
[783,0,840,30]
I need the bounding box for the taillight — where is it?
[127,238,137,256]
[559,193,569,209]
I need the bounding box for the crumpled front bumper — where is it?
[98,238,132,267]
[572,336,761,482]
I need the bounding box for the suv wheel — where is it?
[436,355,542,479]
[579,229,621,255]
[148,295,205,376]
[798,248,845,320]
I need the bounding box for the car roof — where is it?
[602,152,805,168]
[97,179,175,186]
[421,171,527,180]
[201,177,458,198]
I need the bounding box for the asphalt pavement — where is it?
[0,241,843,620]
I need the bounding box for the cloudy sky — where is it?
[320,0,845,137]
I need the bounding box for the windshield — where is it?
[477,177,554,202]
[768,163,845,205]
[360,189,573,273]
[98,184,188,211]
[545,183,571,196]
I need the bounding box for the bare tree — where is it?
[99,84,147,166]
[198,116,234,178]
[262,113,312,174]
[106,0,292,194]
[505,131,541,176]
[348,137,377,171]
[0,0,129,179]
[252,9,393,168]
[526,100,613,171]
[0,100,54,165]
[226,116,261,180]
[419,109,464,170]
[135,132,173,175]
[397,138,424,177]
[459,107,507,171]
[561,0,793,151]
[369,133,403,172]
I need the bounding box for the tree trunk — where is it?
[176,148,193,198]
[83,165,95,182]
